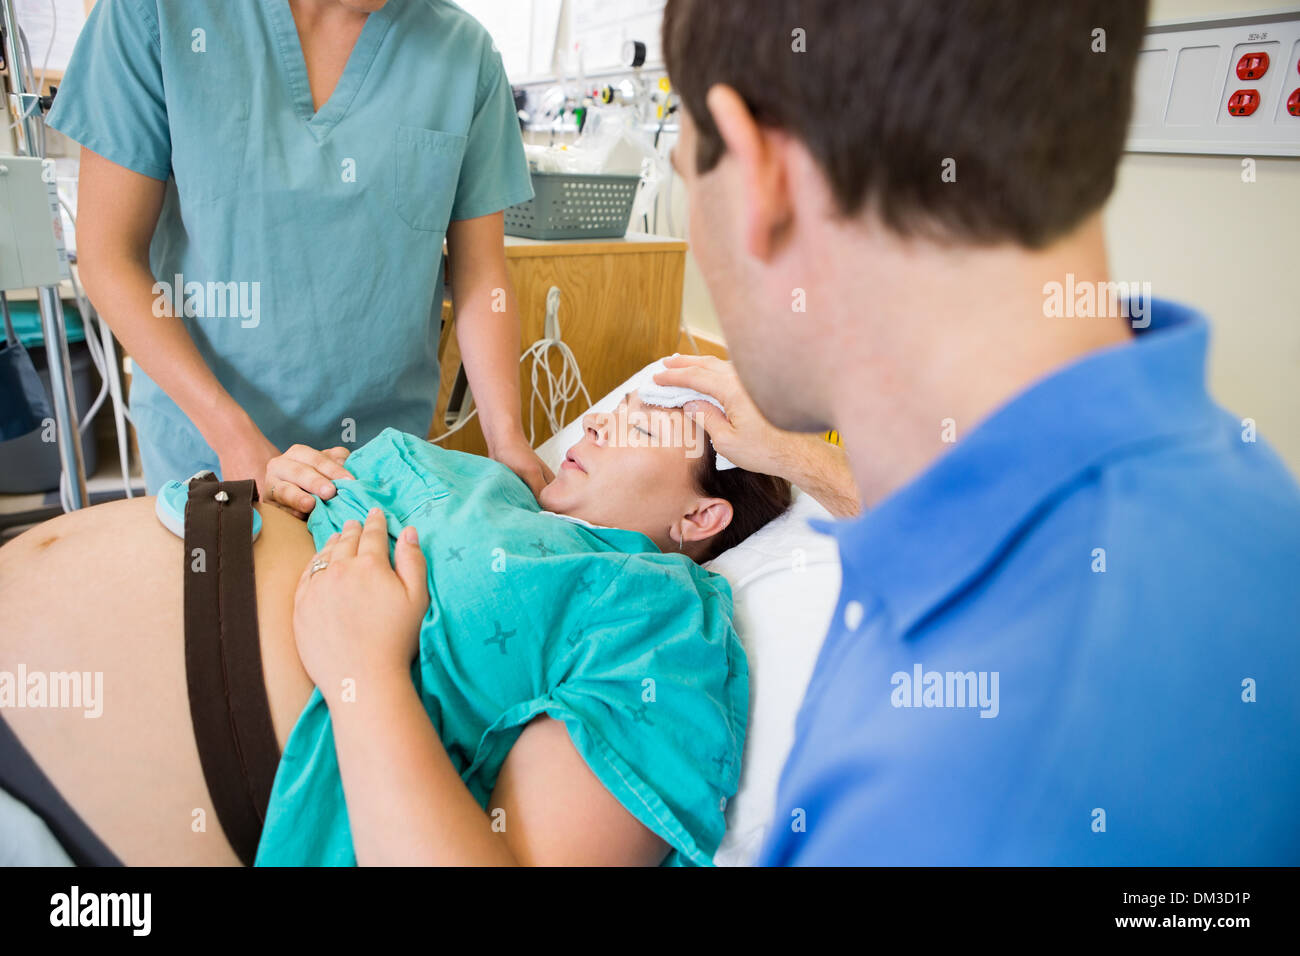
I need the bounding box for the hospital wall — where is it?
[6,0,1295,475]
[674,0,1300,477]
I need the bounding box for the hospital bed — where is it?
[1,366,843,867]
[535,361,842,866]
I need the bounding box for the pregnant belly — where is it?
[251,504,320,749]
[0,496,318,865]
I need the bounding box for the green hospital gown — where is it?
[254,429,747,866]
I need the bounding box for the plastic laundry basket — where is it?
[504,172,641,240]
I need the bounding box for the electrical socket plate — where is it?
[1128,7,1300,156]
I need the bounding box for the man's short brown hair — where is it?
[663,0,1149,249]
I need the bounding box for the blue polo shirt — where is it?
[761,299,1300,865]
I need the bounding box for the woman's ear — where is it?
[679,497,734,548]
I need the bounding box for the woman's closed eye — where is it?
[623,393,665,441]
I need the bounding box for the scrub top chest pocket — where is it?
[392,125,468,232]
[171,99,249,204]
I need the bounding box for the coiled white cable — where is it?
[521,286,592,446]
[431,285,591,449]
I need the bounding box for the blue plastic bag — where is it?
[0,292,54,441]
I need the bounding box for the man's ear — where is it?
[680,497,734,548]
[705,83,792,262]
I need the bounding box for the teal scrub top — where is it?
[47,0,534,491]
[254,429,749,867]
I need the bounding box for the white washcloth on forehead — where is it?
[635,359,737,470]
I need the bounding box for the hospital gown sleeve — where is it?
[448,44,534,222]
[45,0,171,182]
[468,559,749,866]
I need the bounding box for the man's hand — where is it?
[491,436,555,501]
[655,354,861,517]
[654,354,793,476]
[264,444,356,518]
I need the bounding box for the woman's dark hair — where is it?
[693,444,792,562]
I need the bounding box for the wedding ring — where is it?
[309,558,329,576]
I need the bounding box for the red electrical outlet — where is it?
[1227,89,1261,116]
[1289,88,1300,116]
[1237,51,1270,80]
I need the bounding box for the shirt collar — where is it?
[813,298,1219,638]
[538,510,609,530]
[538,510,661,554]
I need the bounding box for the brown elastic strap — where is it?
[182,474,280,866]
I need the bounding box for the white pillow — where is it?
[536,364,842,866]
[706,490,840,866]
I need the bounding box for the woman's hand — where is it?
[491,437,555,501]
[264,444,355,519]
[293,508,429,706]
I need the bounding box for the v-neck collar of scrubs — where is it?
[266,0,393,140]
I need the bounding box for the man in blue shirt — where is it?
[657,0,1300,863]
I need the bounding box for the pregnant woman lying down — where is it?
[0,393,790,866]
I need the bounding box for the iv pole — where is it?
[1,0,89,509]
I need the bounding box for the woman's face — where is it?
[538,393,734,555]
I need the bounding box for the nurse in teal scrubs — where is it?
[48,0,553,500]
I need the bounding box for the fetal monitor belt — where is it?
[182,474,280,866]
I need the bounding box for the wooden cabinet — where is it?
[433,233,688,455]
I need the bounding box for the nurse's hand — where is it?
[294,509,428,705]
[218,429,282,502]
[264,444,355,519]
[492,439,555,501]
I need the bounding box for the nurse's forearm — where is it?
[74,149,259,453]
[77,257,257,450]
[455,302,526,452]
[328,674,518,866]
[446,213,527,452]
